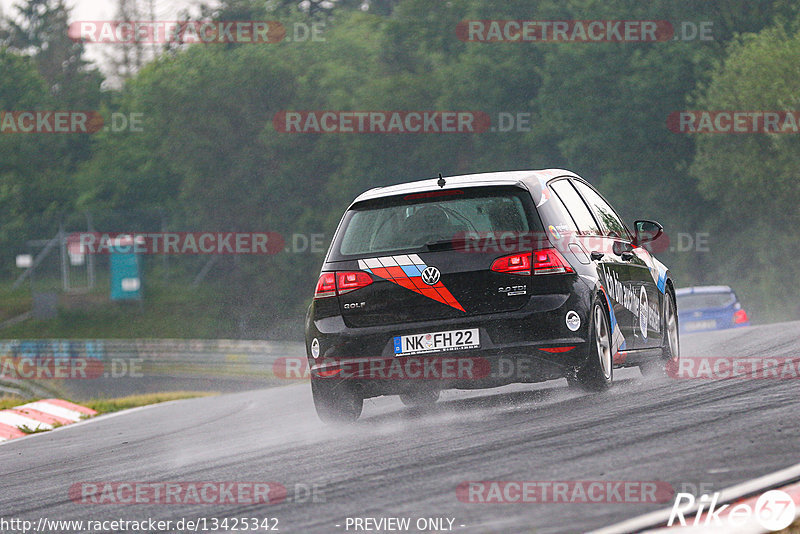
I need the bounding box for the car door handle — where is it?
[621,251,634,261]
[590,251,604,261]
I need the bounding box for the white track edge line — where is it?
[588,462,800,534]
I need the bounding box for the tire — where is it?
[640,288,680,377]
[311,377,363,423]
[399,389,440,407]
[574,299,613,391]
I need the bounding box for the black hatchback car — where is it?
[305,169,679,422]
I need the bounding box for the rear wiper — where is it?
[423,239,456,251]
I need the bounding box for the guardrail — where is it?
[0,339,306,400]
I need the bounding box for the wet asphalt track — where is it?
[1,321,799,534]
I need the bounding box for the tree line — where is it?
[1,0,799,336]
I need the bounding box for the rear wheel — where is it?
[311,378,363,423]
[399,389,440,407]
[574,300,613,391]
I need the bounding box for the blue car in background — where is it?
[676,286,749,334]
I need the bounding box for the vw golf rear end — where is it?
[305,170,677,422]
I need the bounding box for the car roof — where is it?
[351,169,581,203]
[675,285,734,296]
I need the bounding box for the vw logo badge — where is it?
[421,266,441,286]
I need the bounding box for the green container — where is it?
[110,252,142,300]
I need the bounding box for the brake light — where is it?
[315,273,337,298]
[337,271,373,294]
[491,248,574,276]
[532,248,574,275]
[491,253,531,275]
[734,308,749,324]
[404,190,464,200]
[314,271,373,299]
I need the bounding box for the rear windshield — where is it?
[677,292,736,310]
[332,187,540,258]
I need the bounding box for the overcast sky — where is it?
[0,0,214,24]
[1,0,216,69]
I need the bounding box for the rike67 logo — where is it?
[668,489,797,531]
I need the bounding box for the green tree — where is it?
[689,21,800,320]
[0,48,76,275]
[2,0,103,108]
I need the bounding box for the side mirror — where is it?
[634,220,664,247]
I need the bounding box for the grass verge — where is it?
[777,518,799,533]
[0,395,27,410]
[1,391,215,415]
[85,391,218,413]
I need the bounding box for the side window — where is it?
[544,187,579,233]
[549,180,601,236]
[573,181,630,240]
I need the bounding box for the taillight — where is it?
[337,271,373,295]
[315,273,337,298]
[532,248,574,274]
[314,271,373,299]
[491,253,531,275]
[734,309,748,324]
[491,248,574,276]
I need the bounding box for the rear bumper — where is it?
[305,284,595,396]
[308,348,589,398]
[678,316,747,334]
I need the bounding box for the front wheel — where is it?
[311,378,363,423]
[573,300,613,391]
[640,288,680,376]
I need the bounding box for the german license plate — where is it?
[393,329,480,356]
